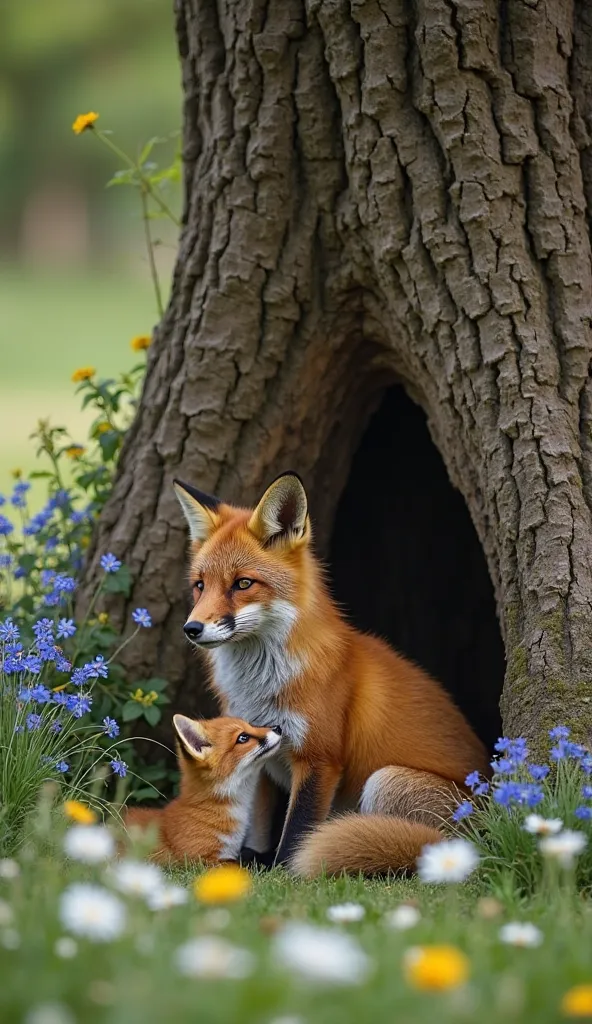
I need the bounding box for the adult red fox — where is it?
[173,472,489,873]
[125,715,282,863]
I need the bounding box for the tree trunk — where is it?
[81,0,592,748]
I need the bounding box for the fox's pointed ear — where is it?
[173,714,211,761]
[173,479,220,544]
[248,472,309,547]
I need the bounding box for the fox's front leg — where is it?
[274,761,341,868]
[240,771,279,869]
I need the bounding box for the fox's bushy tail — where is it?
[291,814,443,878]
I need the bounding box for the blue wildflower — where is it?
[66,693,92,718]
[10,490,27,509]
[575,806,592,820]
[452,801,473,822]
[551,740,585,761]
[582,785,592,800]
[26,713,42,731]
[100,553,122,573]
[37,640,58,662]
[132,608,152,628]
[0,494,5,505]
[17,687,33,703]
[0,554,12,569]
[529,764,550,782]
[52,692,69,706]
[493,782,522,807]
[70,509,86,525]
[14,725,24,734]
[0,515,14,536]
[494,737,511,753]
[0,618,20,642]
[33,618,54,640]
[493,758,515,775]
[103,717,120,739]
[519,784,544,808]
[45,537,59,551]
[55,656,71,673]
[56,618,76,639]
[49,721,62,735]
[71,665,92,687]
[110,757,127,778]
[474,782,490,796]
[13,480,30,496]
[549,725,571,740]
[579,756,591,775]
[465,771,481,790]
[55,761,69,773]
[52,574,76,594]
[88,656,108,679]
[40,570,55,587]
[29,684,52,704]
[22,655,42,674]
[13,567,25,580]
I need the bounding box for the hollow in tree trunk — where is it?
[80,0,592,749]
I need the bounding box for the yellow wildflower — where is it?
[80,535,90,550]
[130,334,152,352]
[10,468,22,479]
[95,422,111,434]
[562,985,592,1018]
[72,112,99,135]
[403,945,469,992]
[130,688,159,707]
[52,683,68,693]
[131,688,145,704]
[194,865,252,905]
[63,800,97,825]
[71,367,96,383]
[98,612,109,625]
[65,445,86,460]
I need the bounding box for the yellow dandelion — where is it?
[98,612,109,625]
[65,445,86,460]
[95,422,111,435]
[194,864,252,905]
[562,985,592,1018]
[130,334,152,352]
[71,367,96,383]
[63,800,97,825]
[72,112,99,135]
[403,945,470,992]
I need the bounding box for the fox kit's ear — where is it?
[173,714,211,761]
[248,472,309,548]
[173,479,220,544]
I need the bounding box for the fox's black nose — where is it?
[184,621,204,640]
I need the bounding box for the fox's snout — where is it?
[183,613,238,647]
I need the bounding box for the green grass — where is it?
[1,829,591,1024]
[0,266,159,502]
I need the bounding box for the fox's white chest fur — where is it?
[210,598,308,770]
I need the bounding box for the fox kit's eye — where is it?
[235,733,250,744]
[235,578,253,591]
[194,581,204,592]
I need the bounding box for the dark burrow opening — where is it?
[329,385,504,751]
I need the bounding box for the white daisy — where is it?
[383,904,421,930]
[273,923,372,985]
[146,884,188,910]
[0,899,14,927]
[174,937,255,979]
[54,937,78,959]
[0,859,20,880]
[417,838,479,883]
[326,902,365,923]
[499,922,543,948]
[24,1004,75,1024]
[59,883,126,942]
[1,928,20,949]
[63,825,115,865]
[523,815,563,836]
[539,829,587,867]
[107,859,164,898]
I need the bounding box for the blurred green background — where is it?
[0,0,181,501]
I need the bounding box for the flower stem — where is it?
[140,186,164,317]
[107,624,141,666]
[94,130,180,226]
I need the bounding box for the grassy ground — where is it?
[1,844,591,1024]
[0,267,157,502]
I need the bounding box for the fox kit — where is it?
[125,715,281,864]
[174,472,489,873]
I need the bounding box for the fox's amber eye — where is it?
[194,581,204,592]
[235,733,250,744]
[235,578,253,590]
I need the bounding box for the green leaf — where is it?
[143,705,161,727]
[138,677,169,693]
[122,702,144,722]
[103,565,132,596]
[28,471,53,479]
[18,553,37,572]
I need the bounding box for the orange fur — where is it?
[124,715,281,864]
[174,474,490,867]
[291,815,443,877]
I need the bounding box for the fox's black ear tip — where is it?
[272,470,305,487]
[172,479,221,511]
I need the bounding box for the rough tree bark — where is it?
[81,0,592,746]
